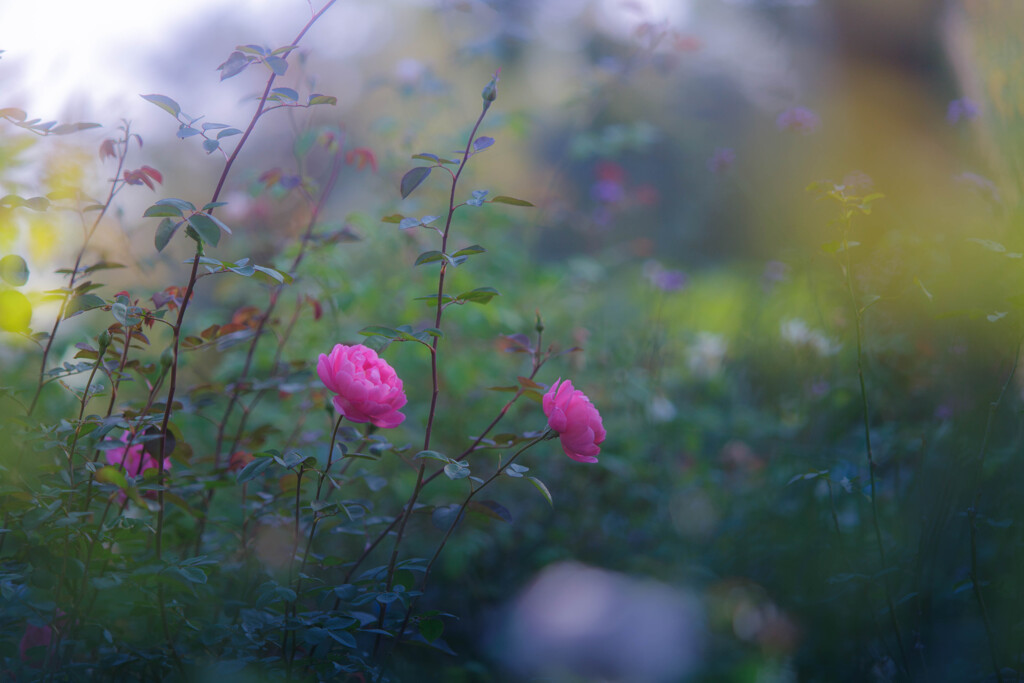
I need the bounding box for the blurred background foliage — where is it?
[4,0,1024,681]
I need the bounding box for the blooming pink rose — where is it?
[105,431,171,477]
[543,379,606,463]
[317,344,407,428]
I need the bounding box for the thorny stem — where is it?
[840,221,910,676]
[155,0,338,558]
[65,350,106,486]
[282,465,306,680]
[373,100,492,651]
[392,432,550,645]
[28,124,133,416]
[194,138,344,556]
[284,416,346,669]
[214,147,342,469]
[143,6,338,665]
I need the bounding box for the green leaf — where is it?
[400,167,432,199]
[204,212,233,235]
[251,265,292,284]
[95,466,129,490]
[144,204,183,218]
[821,240,860,255]
[265,55,288,75]
[186,213,221,247]
[202,139,220,154]
[452,245,486,258]
[154,198,196,213]
[218,51,250,80]
[468,499,511,523]
[141,94,181,117]
[527,476,553,506]
[0,254,28,286]
[505,463,529,478]
[154,219,181,253]
[418,618,444,643]
[414,250,448,267]
[444,461,470,480]
[111,302,143,326]
[237,457,275,484]
[64,293,106,319]
[413,450,450,463]
[308,94,337,106]
[413,294,456,306]
[271,87,298,101]
[457,287,500,304]
[176,566,207,584]
[412,153,439,162]
[217,128,242,139]
[381,214,405,224]
[489,195,534,207]
[359,326,399,338]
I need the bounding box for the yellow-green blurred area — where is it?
[5,1,1024,681]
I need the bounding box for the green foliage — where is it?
[5,3,1024,682]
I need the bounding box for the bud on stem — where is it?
[481,69,500,110]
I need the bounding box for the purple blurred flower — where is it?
[761,260,789,291]
[643,260,687,292]
[776,107,819,134]
[591,179,625,203]
[706,147,736,174]
[946,98,979,125]
[956,171,1000,204]
[654,270,688,291]
[809,378,830,398]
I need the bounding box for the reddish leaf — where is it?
[99,139,117,160]
[140,166,163,184]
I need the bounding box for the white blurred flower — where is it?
[648,394,677,423]
[497,562,704,682]
[687,332,727,378]
[780,318,841,356]
[394,58,426,85]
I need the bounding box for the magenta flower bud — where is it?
[317,344,407,428]
[542,378,606,463]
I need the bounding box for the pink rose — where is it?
[19,611,66,666]
[317,344,407,428]
[543,379,606,463]
[106,431,171,477]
